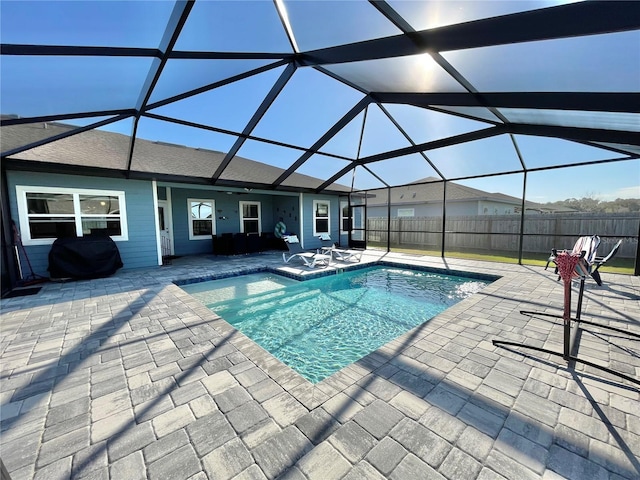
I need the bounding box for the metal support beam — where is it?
[125,0,194,173]
[211,63,297,182]
[272,96,371,188]
[300,2,640,66]
[635,218,640,276]
[372,92,640,114]
[441,181,447,258]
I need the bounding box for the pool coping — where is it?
[173,259,502,286]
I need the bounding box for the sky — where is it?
[1,0,638,203]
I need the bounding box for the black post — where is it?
[441,181,447,258]
[563,279,571,361]
[635,218,640,276]
[386,187,391,253]
[0,166,19,294]
[518,172,527,265]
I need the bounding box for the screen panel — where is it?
[1,56,154,117]
[443,31,640,93]
[284,0,401,51]
[324,53,466,93]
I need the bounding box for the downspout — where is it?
[152,180,162,266]
[166,187,174,257]
[299,192,304,248]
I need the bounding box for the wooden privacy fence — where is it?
[368,213,639,258]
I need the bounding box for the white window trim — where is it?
[16,185,128,246]
[188,198,216,240]
[313,200,330,236]
[340,200,348,234]
[239,201,261,234]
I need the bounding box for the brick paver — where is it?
[1,251,638,479]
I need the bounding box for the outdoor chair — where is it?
[282,235,331,268]
[317,234,363,263]
[318,233,335,254]
[590,239,622,286]
[545,235,600,283]
[332,249,363,263]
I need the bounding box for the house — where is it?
[365,177,570,218]
[2,121,352,280]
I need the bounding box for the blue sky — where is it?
[1,0,638,203]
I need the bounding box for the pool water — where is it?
[181,267,491,383]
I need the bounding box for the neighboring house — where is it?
[365,177,570,217]
[2,122,351,279]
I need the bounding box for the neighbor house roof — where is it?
[365,177,570,212]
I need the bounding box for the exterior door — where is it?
[349,204,366,249]
[158,200,173,257]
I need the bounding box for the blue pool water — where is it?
[181,266,491,383]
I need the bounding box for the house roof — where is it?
[1,1,638,194]
[365,176,572,212]
[2,119,352,193]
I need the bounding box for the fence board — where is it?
[367,213,638,258]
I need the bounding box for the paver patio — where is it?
[1,251,638,480]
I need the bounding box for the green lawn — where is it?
[367,244,636,275]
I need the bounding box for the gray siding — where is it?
[6,171,158,277]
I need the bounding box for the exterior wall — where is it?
[369,201,520,218]
[300,193,341,250]
[6,170,346,279]
[165,187,313,256]
[477,200,519,215]
[6,170,158,277]
[368,203,444,218]
[272,196,299,237]
[446,201,480,216]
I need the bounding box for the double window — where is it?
[188,199,215,239]
[240,201,261,234]
[16,186,128,245]
[313,200,330,236]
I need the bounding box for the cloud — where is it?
[595,185,640,201]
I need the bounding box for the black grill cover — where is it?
[48,235,123,279]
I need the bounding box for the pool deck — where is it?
[1,250,639,480]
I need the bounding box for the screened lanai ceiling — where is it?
[1,0,639,194]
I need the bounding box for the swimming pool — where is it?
[181,266,492,383]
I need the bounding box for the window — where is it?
[188,199,215,239]
[313,200,330,235]
[240,201,261,234]
[16,186,128,245]
[340,201,349,233]
[397,208,415,217]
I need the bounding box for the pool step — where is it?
[212,287,323,319]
